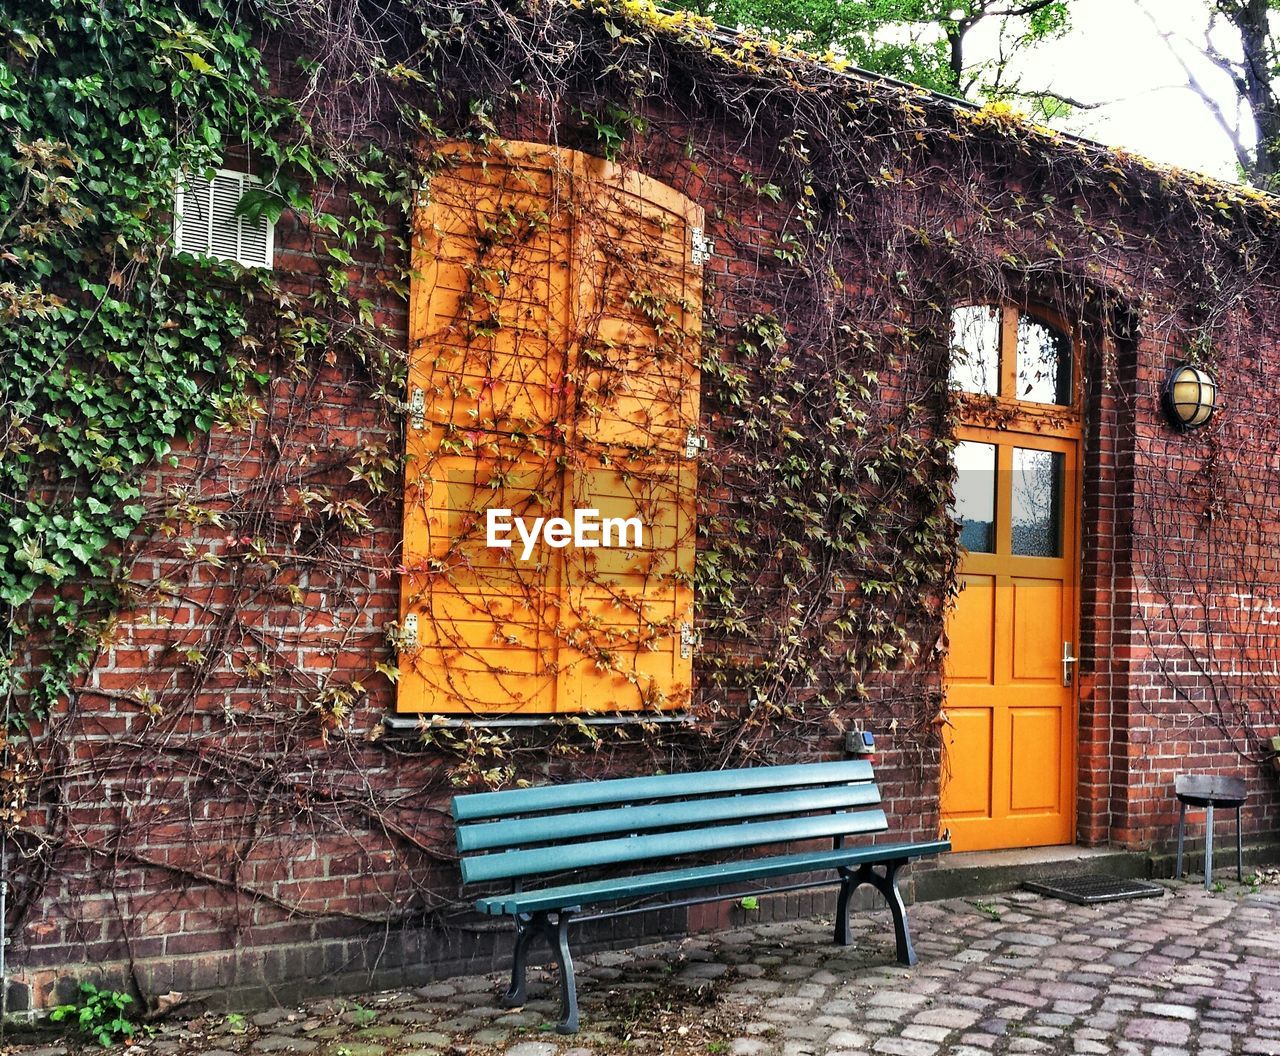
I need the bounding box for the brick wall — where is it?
[8,54,1280,1012]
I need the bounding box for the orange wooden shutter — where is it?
[398,142,703,715]
[557,157,701,713]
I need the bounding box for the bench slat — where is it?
[451,759,874,822]
[457,781,883,852]
[475,839,952,915]
[460,807,889,883]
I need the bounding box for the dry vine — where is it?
[6,0,1280,1006]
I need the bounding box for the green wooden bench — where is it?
[451,759,949,1033]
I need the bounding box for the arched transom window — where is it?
[950,304,1073,406]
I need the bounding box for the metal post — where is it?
[1237,806,1244,882]
[1204,801,1214,890]
[1175,802,1186,879]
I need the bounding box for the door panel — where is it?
[942,710,994,816]
[1011,578,1064,680]
[1009,708,1062,811]
[949,574,996,682]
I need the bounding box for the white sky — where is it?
[971,0,1252,182]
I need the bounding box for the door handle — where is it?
[1062,641,1078,687]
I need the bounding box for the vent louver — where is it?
[174,169,273,269]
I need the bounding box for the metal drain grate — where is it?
[1022,874,1166,905]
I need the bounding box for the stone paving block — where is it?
[871,1039,938,1056]
[900,1024,948,1043]
[866,990,927,1009]
[503,1044,557,1056]
[913,1007,980,1029]
[767,996,818,1013]
[1125,1017,1192,1045]
[250,1039,316,1053]
[412,984,456,1000]
[824,1030,868,1049]
[1141,1001,1198,1020]
[782,1025,828,1043]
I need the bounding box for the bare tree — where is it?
[1146,0,1280,189]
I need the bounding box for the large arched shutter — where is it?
[398,142,704,715]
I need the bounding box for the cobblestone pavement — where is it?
[18,880,1280,1056]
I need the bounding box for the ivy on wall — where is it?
[0,0,415,716]
[0,0,283,713]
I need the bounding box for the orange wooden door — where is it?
[399,142,703,715]
[941,306,1081,850]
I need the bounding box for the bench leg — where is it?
[547,910,579,1035]
[500,914,538,1008]
[838,859,916,967]
[500,910,580,1034]
[834,868,857,947]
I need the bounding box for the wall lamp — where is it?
[1161,363,1217,430]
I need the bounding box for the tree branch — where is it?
[1020,88,1104,110]
[1141,4,1253,176]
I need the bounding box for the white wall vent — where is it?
[174,168,274,269]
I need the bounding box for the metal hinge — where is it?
[691,226,715,267]
[679,622,701,659]
[684,428,708,460]
[409,388,425,430]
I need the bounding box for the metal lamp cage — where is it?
[1161,363,1217,430]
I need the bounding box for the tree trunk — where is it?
[1223,0,1280,187]
[948,26,965,89]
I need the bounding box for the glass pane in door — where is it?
[1011,448,1063,556]
[952,441,997,552]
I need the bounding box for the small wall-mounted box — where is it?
[845,730,876,755]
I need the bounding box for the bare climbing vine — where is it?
[4,0,1280,1008]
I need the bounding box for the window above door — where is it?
[950,305,1075,410]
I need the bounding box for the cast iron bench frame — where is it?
[452,759,950,1033]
